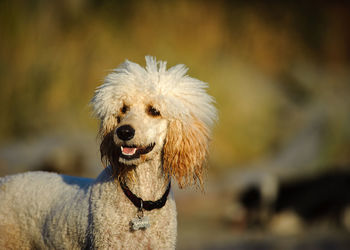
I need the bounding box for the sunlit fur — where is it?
[163,118,209,188]
[92,56,217,188]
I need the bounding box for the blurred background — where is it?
[1,0,350,249]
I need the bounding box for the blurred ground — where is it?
[1,1,350,249]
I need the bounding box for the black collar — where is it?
[120,181,171,211]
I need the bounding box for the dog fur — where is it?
[0,56,216,249]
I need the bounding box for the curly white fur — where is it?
[0,56,217,249]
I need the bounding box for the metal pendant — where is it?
[130,200,150,231]
[130,215,150,231]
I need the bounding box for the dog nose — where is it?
[116,125,135,141]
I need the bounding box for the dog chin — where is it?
[118,157,142,166]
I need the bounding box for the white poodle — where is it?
[0,56,217,249]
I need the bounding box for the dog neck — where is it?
[121,155,169,201]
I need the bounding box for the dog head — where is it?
[91,56,217,188]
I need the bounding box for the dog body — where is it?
[0,56,216,249]
[0,168,176,249]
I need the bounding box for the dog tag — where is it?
[130,215,150,231]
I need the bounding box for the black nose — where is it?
[116,125,135,141]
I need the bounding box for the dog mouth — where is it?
[119,143,155,160]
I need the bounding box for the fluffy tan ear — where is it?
[163,118,210,188]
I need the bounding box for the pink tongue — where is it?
[123,147,137,154]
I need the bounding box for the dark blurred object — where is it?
[275,170,350,223]
[239,169,350,233]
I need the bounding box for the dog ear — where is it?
[163,118,210,189]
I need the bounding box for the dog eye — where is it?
[147,106,161,117]
[121,105,129,114]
